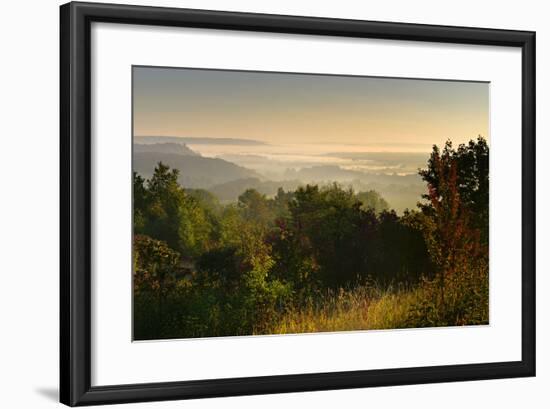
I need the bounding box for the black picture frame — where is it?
[60,1,536,406]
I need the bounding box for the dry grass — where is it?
[264,284,425,335]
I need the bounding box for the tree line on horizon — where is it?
[133,136,489,339]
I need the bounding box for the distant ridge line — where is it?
[135,135,268,146]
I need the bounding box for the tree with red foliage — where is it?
[410,138,489,326]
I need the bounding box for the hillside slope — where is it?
[134,152,260,188]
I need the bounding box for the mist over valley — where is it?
[134,136,429,212]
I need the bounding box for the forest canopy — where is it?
[133,137,489,340]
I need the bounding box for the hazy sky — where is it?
[133,66,489,151]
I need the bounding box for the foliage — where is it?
[406,265,489,327]
[269,184,431,289]
[356,190,390,213]
[419,136,489,244]
[134,163,185,250]
[238,188,273,227]
[408,137,489,327]
[132,138,490,339]
[132,234,181,338]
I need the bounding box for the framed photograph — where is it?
[60,1,535,406]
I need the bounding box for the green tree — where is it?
[270,187,294,220]
[369,210,433,285]
[281,183,372,288]
[133,234,180,338]
[356,190,390,213]
[143,162,186,250]
[134,163,217,259]
[178,195,215,258]
[238,188,273,227]
[419,136,489,243]
[133,172,149,234]
[409,140,489,327]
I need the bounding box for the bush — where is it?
[406,265,489,327]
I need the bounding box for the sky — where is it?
[133,66,489,151]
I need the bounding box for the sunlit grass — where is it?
[262,264,489,336]
[263,284,426,335]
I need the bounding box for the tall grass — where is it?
[135,269,488,339]
[262,269,488,336]
[263,284,423,335]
